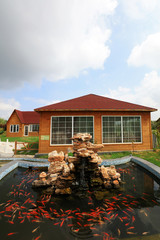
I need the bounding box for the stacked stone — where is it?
[69,133,104,190]
[32,133,121,193]
[100,165,121,189]
[48,151,74,194]
[71,133,104,164]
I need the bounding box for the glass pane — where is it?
[102,116,122,143]
[73,116,93,141]
[123,116,141,142]
[51,117,72,144]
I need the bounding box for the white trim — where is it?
[29,124,39,132]
[121,116,123,143]
[10,124,19,133]
[102,115,142,144]
[50,115,94,146]
[24,125,29,136]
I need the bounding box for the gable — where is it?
[7,110,40,124]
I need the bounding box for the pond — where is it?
[0,162,160,240]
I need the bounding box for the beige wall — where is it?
[38,111,153,153]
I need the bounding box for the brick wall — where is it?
[38,111,153,153]
[6,111,23,137]
[7,113,39,138]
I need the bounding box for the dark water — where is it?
[0,163,160,240]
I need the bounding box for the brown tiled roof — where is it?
[35,94,157,112]
[15,110,40,124]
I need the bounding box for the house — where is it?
[35,94,157,153]
[6,110,40,137]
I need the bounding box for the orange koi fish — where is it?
[7,232,17,236]
[60,219,65,227]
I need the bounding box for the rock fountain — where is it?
[32,133,121,194]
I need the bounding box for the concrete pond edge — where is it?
[0,155,160,181]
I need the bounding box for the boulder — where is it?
[48,150,64,162]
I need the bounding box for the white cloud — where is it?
[121,0,158,19]
[0,0,117,89]
[0,98,20,120]
[128,33,160,68]
[106,71,160,120]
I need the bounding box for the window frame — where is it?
[29,124,39,132]
[102,115,142,144]
[50,116,94,146]
[10,124,19,133]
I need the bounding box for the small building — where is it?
[35,94,157,153]
[7,110,40,137]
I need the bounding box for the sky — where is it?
[0,0,160,120]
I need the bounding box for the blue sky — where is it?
[0,0,160,120]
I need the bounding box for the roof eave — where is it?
[35,108,157,112]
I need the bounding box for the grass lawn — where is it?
[100,150,160,167]
[0,132,39,143]
[132,151,160,167]
[100,151,131,160]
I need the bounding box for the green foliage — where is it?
[68,152,74,157]
[151,121,158,130]
[0,118,7,124]
[0,128,4,134]
[152,129,160,148]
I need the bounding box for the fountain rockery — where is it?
[32,133,121,194]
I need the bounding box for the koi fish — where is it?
[127,232,136,235]
[32,226,40,233]
[7,232,17,236]
[8,220,14,224]
[54,222,60,225]
[128,227,135,230]
[20,219,25,223]
[142,232,149,235]
[67,216,74,219]
[72,229,80,233]
[60,219,65,227]
[117,229,121,236]
[132,216,135,223]
[34,235,41,240]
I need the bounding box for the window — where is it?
[102,116,141,144]
[74,117,93,137]
[103,117,122,143]
[29,124,39,132]
[10,124,19,133]
[51,117,72,144]
[51,116,94,145]
[123,117,141,143]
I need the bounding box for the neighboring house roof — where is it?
[35,94,157,112]
[8,110,40,124]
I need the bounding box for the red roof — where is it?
[35,94,157,112]
[15,110,40,124]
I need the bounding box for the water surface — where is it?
[0,162,160,240]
